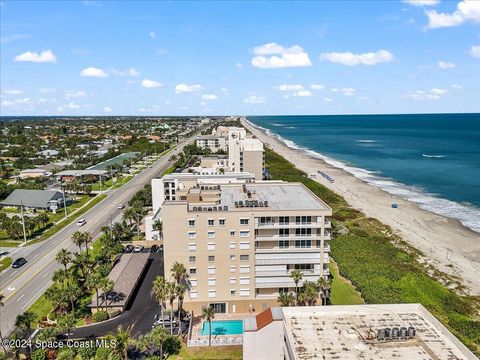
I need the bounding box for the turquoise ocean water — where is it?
[247,113,480,233]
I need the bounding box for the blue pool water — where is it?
[200,320,243,336]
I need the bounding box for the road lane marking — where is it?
[16,294,25,302]
[22,283,51,310]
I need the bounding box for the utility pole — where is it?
[20,200,27,244]
[62,188,68,218]
[99,174,102,195]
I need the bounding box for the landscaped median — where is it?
[0,256,12,271]
[264,146,480,355]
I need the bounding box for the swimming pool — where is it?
[200,320,243,336]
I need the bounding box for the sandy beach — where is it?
[242,118,480,296]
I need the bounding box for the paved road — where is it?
[0,138,192,337]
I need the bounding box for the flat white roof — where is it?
[279,304,476,360]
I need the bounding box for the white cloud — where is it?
[56,106,64,113]
[320,50,394,66]
[175,83,202,93]
[469,45,480,58]
[323,97,333,102]
[221,87,229,92]
[426,0,480,28]
[80,67,108,77]
[251,42,312,69]
[438,61,456,69]
[14,49,57,63]
[310,84,325,90]
[244,95,266,104]
[2,97,32,106]
[103,106,112,113]
[110,67,140,77]
[406,88,448,100]
[65,102,80,109]
[294,90,312,97]
[38,88,56,94]
[1,100,15,107]
[141,79,162,88]
[64,90,87,99]
[4,89,23,95]
[235,62,244,68]
[452,84,463,90]
[149,32,156,39]
[201,94,218,100]
[275,84,304,91]
[402,0,439,6]
[331,87,356,96]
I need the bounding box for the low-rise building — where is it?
[196,135,228,153]
[19,168,50,179]
[243,304,477,360]
[0,189,70,211]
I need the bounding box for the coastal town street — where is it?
[0,137,192,337]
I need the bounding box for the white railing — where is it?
[255,269,319,276]
[255,222,323,229]
[255,234,323,241]
[324,220,332,228]
[255,256,321,265]
[187,337,243,347]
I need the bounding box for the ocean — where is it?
[247,113,480,233]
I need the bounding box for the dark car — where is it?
[150,245,159,253]
[12,257,27,268]
[124,245,134,253]
[0,251,9,257]
[159,244,164,252]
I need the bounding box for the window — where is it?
[208,255,215,262]
[190,291,198,299]
[239,265,250,273]
[239,289,250,297]
[188,219,195,227]
[279,216,289,225]
[295,228,312,236]
[230,266,236,273]
[208,243,216,251]
[279,287,289,294]
[239,277,250,285]
[190,279,197,287]
[208,231,215,239]
[189,256,196,262]
[219,219,226,226]
[279,228,290,237]
[208,290,216,298]
[279,240,289,249]
[188,232,196,239]
[289,264,314,270]
[208,278,216,286]
[239,242,250,250]
[259,216,272,225]
[189,268,197,275]
[229,230,236,236]
[295,216,312,224]
[240,218,249,225]
[188,243,197,251]
[230,255,236,261]
[240,255,249,261]
[229,241,236,249]
[208,219,215,226]
[240,231,250,238]
[295,240,312,248]
[208,266,216,275]
[230,289,236,295]
[230,277,236,284]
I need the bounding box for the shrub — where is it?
[31,349,46,360]
[95,346,110,360]
[108,309,121,318]
[77,346,97,360]
[56,348,75,360]
[92,310,109,323]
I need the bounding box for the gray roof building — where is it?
[0,189,68,210]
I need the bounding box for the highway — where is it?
[0,138,191,337]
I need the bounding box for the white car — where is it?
[133,245,144,253]
[117,204,125,209]
[76,218,87,227]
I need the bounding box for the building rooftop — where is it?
[87,151,140,171]
[220,183,329,211]
[162,172,254,181]
[56,169,107,176]
[0,189,65,208]
[244,304,476,360]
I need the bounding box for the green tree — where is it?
[0,294,6,354]
[71,231,84,252]
[138,327,180,359]
[166,282,176,335]
[202,306,215,346]
[170,261,188,286]
[176,284,186,329]
[55,249,72,271]
[14,311,36,355]
[152,276,167,329]
[100,278,114,313]
[112,325,133,360]
[277,292,295,307]
[57,313,76,340]
[290,270,303,306]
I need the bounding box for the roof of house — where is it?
[0,189,64,208]
[19,168,47,174]
[87,152,140,170]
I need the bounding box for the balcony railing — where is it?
[255,234,323,241]
[255,257,321,265]
[255,269,319,277]
[324,220,332,228]
[255,222,323,229]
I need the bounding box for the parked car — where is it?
[159,244,164,252]
[124,245,134,253]
[77,218,87,226]
[0,251,9,257]
[133,245,144,253]
[12,258,27,268]
[150,245,159,253]
[117,204,125,209]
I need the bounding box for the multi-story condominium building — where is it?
[159,180,332,315]
[195,135,227,153]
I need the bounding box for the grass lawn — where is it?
[28,293,53,326]
[171,345,242,360]
[264,147,480,355]
[160,166,175,178]
[91,179,114,191]
[0,257,12,271]
[329,260,364,305]
[0,240,21,247]
[111,175,133,189]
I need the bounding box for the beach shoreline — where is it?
[242,118,480,296]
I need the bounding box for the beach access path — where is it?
[242,118,480,296]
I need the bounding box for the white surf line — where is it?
[21,282,51,310]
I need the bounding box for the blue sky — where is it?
[1,0,479,116]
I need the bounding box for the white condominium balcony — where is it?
[255,221,324,229]
[255,234,324,241]
[255,269,320,277]
[255,256,329,265]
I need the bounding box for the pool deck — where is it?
[190,313,251,344]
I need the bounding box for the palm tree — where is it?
[87,272,103,312]
[64,283,81,314]
[72,252,91,282]
[100,278,114,313]
[113,325,133,360]
[176,284,186,332]
[166,282,176,334]
[170,261,187,285]
[0,293,7,354]
[15,311,36,355]
[317,277,331,306]
[277,292,295,307]
[82,232,92,257]
[52,268,69,289]
[153,219,163,239]
[45,286,69,315]
[111,222,124,242]
[201,306,215,346]
[71,231,84,252]
[55,249,72,271]
[57,313,76,341]
[138,327,168,359]
[302,281,319,306]
[290,270,303,306]
[152,276,168,329]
